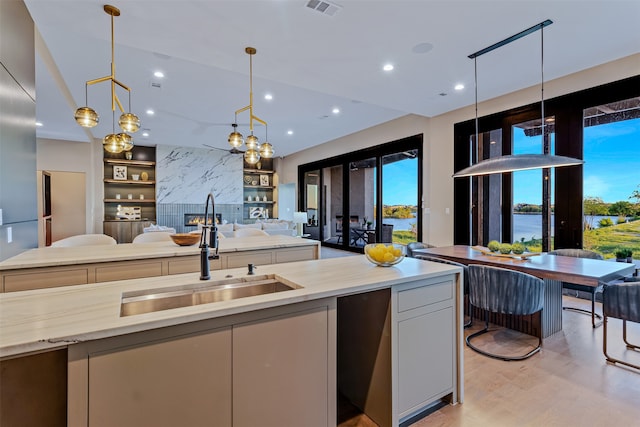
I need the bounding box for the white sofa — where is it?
[216,220,296,237]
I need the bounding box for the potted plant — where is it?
[614,248,633,263]
[366,221,373,229]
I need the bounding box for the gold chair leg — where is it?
[603,316,640,371]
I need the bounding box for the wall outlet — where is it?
[445,207,450,215]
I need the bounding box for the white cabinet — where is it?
[233,304,333,427]
[68,299,335,427]
[393,277,457,423]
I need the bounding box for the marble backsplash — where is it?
[156,145,243,204]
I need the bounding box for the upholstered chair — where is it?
[233,228,269,238]
[414,254,471,328]
[602,280,640,371]
[132,231,173,243]
[548,248,604,327]
[51,234,117,247]
[466,264,545,361]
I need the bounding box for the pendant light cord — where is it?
[541,24,545,136]
[474,57,478,151]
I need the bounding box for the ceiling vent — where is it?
[150,81,162,89]
[306,0,341,16]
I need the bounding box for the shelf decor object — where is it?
[453,20,583,178]
[227,47,274,164]
[73,4,140,154]
[113,165,127,180]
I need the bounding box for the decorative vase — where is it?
[125,151,133,160]
[140,171,149,181]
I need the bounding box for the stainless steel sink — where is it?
[120,274,302,317]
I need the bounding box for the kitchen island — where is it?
[0,256,463,427]
[0,235,319,292]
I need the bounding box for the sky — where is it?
[382,157,418,206]
[513,117,639,204]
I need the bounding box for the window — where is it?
[454,76,640,257]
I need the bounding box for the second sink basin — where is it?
[120,274,302,317]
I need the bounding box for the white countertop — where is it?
[0,235,319,270]
[0,256,460,358]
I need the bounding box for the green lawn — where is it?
[522,219,640,259]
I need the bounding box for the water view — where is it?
[512,214,623,243]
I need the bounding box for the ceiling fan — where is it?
[203,142,245,155]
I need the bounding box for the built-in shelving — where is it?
[242,159,275,220]
[103,146,157,242]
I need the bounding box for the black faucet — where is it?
[200,193,220,280]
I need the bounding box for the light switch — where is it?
[0,208,3,225]
[445,208,450,215]
[7,226,12,243]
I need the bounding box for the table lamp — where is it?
[293,212,308,237]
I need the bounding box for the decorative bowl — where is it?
[170,233,201,246]
[364,243,406,267]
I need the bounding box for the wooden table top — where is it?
[414,245,635,287]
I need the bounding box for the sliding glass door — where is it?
[299,135,423,252]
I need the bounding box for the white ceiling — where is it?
[25,0,640,157]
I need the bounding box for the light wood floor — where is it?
[339,295,640,427]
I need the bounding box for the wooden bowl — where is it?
[170,233,200,246]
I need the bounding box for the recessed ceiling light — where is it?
[287,130,293,135]
[383,64,394,72]
[142,131,150,137]
[146,109,155,116]
[454,84,464,91]
[35,121,43,127]
[412,42,434,54]
[332,107,340,114]
[153,71,164,78]
[264,93,273,101]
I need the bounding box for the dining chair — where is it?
[602,279,640,371]
[335,215,343,244]
[406,242,429,258]
[414,254,471,328]
[466,264,545,361]
[51,234,117,247]
[548,248,604,328]
[132,231,173,243]
[380,224,394,243]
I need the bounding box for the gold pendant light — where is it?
[227,47,274,164]
[74,4,140,154]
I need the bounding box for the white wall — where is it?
[279,53,640,247]
[36,137,101,234]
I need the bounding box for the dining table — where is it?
[413,245,636,338]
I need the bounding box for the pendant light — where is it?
[227,47,274,164]
[73,4,140,154]
[453,20,583,178]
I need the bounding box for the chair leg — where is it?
[465,311,542,361]
[603,317,640,371]
[562,288,602,328]
[623,320,640,351]
[463,296,472,329]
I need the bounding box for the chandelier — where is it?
[73,4,140,154]
[453,20,583,177]
[228,47,274,164]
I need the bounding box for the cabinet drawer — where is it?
[225,251,272,268]
[274,247,316,263]
[95,261,163,282]
[397,279,453,313]
[3,268,89,292]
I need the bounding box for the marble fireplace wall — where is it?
[155,145,244,232]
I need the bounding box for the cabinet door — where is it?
[103,221,131,243]
[397,306,454,415]
[233,305,330,427]
[87,327,231,427]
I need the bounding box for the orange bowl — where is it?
[170,233,201,246]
